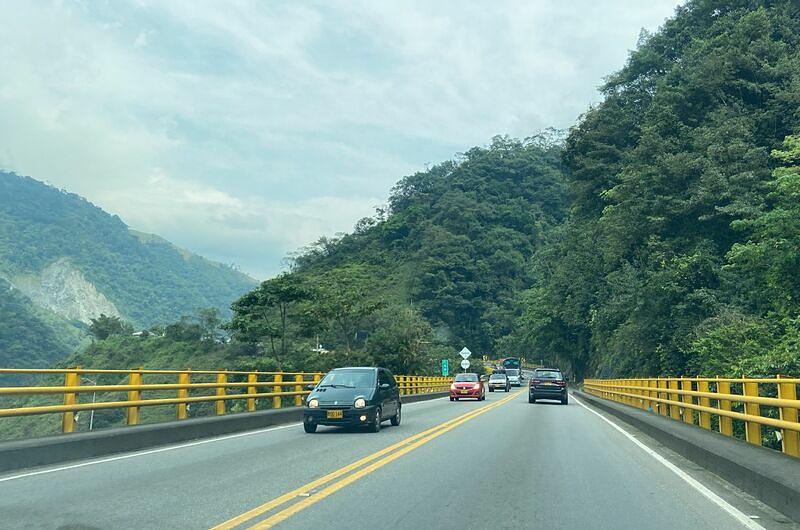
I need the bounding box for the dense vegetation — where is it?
[0,172,256,368]
[506,0,800,379]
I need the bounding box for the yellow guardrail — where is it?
[584,377,800,458]
[0,369,453,434]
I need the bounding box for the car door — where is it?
[377,369,395,417]
[387,371,400,410]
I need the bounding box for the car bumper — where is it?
[450,390,481,398]
[304,406,377,426]
[530,388,567,399]
[488,383,507,389]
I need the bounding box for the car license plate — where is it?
[326,410,343,419]
[544,382,556,387]
[460,390,468,394]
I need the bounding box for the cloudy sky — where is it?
[0,0,681,279]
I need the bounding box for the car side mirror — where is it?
[380,383,390,389]
[306,384,316,391]
[564,377,570,382]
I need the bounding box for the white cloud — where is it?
[0,0,683,278]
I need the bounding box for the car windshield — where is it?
[318,369,375,388]
[490,374,506,380]
[455,374,478,382]
[535,371,561,379]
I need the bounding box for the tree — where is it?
[366,306,433,374]
[198,307,222,342]
[227,273,310,363]
[88,314,133,341]
[307,265,384,354]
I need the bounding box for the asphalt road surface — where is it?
[0,387,794,530]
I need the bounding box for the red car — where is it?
[450,373,485,401]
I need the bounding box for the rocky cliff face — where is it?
[14,259,120,324]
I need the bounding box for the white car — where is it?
[506,369,522,386]
[487,373,510,392]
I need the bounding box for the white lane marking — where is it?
[0,422,301,483]
[403,396,447,406]
[572,394,764,530]
[0,396,450,483]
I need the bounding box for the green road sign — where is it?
[441,359,449,376]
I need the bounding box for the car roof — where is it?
[330,367,379,371]
[534,367,562,372]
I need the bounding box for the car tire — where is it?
[489,388,494,392]
[304,421,317,433]
[562,396,568,405]
[370,407,382,432]
[391,405,401,426]
[528,396,535,404]
[450,397,454,401]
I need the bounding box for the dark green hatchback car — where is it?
[303,367,401,433]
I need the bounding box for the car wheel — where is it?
[562,396,568,405]
[489,388,494,392]
[450,397,454,401]
[370,407,382,432]
[391,405,401,426]
[529,396,536,403]
[304,421,317,433]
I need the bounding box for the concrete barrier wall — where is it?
[0,391,448,474]
[575,390,800,522]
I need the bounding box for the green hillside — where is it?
[508,0,800,379]
[0,171,257,369]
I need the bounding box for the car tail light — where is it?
[555,380,566,387]
[531,379,541,385]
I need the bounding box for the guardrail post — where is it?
[177,371,190,420]
[681,378,694,425]
[658,379,668,416]
[127,369,142,426]
[215,372,227,415]
[668,379,681,420]
[777,375,799,457]
[717,378,733,436]
[294,374,303,407]
[61,370,80,433]
[742,379,762,445]
[647,379,657,412]
[247,373,257,412]
[697,380,711,429]
[273,374,283,409]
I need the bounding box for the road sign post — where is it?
[441,359,449,377]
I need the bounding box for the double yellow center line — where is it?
[212,391,521,529]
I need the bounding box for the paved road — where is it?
[0,388,792,529]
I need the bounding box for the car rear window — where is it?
[490,374,506,380]
[506,369,519,376]
[535,370,561,379]
[455,374,479,382]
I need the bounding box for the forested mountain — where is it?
[221,136,568,375]
[0,172,257,369]
[507,0,800,379]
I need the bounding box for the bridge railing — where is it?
[584,377,800,458]
[0,368,453,434]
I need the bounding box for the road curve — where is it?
[0,388,782,529]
